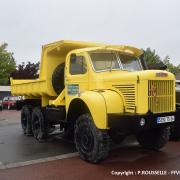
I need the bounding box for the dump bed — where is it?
[11,79,48,97]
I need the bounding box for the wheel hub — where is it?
[77,126,94,153]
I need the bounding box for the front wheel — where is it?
[170,124,180,140]
[136,126,170,150]
[74,114,110,163]
[170,108,180,140]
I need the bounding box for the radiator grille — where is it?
[113,84,136,113]
[148,80,174,113]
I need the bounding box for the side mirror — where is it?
[139,52,148,70]
[139,50,167,70]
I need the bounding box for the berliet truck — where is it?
[11,40,176,163]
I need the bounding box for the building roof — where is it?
[0,86,10,92]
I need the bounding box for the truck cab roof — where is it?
[43,40,143,57]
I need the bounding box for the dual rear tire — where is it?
[21,105,33,136]
[31,107,48,141]
[21,106,47,141]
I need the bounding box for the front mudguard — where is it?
[77,90,124,129]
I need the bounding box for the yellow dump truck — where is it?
[11,40,176,163]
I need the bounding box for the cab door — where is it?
[65,53,89,108]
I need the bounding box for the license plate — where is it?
[157,116,175,124]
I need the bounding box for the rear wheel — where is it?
[136,126,170,150]
[32,107,48,141]
[21,105,33,135]
[74,114,110,163]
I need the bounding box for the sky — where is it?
[0,0,180,65]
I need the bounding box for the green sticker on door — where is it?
[67,84,79,95]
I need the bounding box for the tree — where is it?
[143,48,162,66]
[0,43,16,85]
[143,48,180,75]
[163,56,180,75]
[11,61,40,79]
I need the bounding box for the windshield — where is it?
[89,51,142,72]
[118,53,142,71]
[89,52,120,71]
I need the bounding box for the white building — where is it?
[0,86,11,100]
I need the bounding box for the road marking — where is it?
[0,152,79,170]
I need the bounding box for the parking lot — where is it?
[0,110,180,180]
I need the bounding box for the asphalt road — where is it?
[0,110,76,165]
[0,140,180,180]
[0,110,180,180]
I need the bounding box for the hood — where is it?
[102,70,175,83]
[137,70,175,81]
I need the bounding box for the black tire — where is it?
[21,105,33,136]
[136,126,170,150]
[170,124,180,140]
[32,107,47,141]
[170,107,180,140]
[74,114,110,163]
[52,63,65,95]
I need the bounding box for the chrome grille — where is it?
[148,80,174,113]
[113,84,136,113]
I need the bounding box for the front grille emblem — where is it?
[149,86,159,105]
[150,85,157,96]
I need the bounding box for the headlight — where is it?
[140,118,146,126]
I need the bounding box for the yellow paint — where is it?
[73,91,107,129]
[49,89,65,106]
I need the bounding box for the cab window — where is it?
[70,55,87,75]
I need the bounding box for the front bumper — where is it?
[108,112,176,133]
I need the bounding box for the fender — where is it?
[100,90,124,114]
[72,90,124,129]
